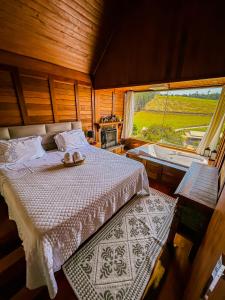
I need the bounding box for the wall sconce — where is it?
[204,147,211,157]
[87,130,95,139]
[210,150,217,161]
[86,130,95,145]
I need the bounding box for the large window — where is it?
[132,87,222,150]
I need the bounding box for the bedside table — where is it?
[174,162,218,259]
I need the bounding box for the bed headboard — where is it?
[0,121,82,150]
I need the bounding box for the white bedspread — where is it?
[0,145,149,298]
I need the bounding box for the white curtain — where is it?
[121,91,134,139]
[197,86,225,155]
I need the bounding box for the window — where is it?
[132,87,222,151]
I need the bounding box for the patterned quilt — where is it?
[63,189,177,300]
[0,145,149,298]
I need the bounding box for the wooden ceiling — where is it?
[94,0,225,89]
[0,0,122,74]
[1,0,225,89]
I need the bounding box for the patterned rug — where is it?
[63,188,177,300]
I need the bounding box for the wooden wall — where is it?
[183,183,225,300]
[95,89,124,120]
[95,89,125,139]
[20,72,54,124]
[0,69,23,126]
[215,130,225,171]
[0,65,93,130]
[183,132,225,299]
[0,51,125,134]
[78,84,93,130]
[94,0,225,89]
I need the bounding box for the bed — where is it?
[0,121,149,298]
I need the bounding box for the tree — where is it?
[141,124,184,145]
[134,92,156,111]
[132,124,138,135]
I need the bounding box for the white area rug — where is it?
[63,188,177,300]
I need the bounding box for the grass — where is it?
[133,111,212,132]
[144,95,217,114]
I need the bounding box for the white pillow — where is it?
[54,129,89,151]
[0,136,45,164]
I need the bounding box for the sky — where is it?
[160,87,222,95]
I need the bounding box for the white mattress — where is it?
[0,145,149,298]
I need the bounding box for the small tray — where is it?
[62,155,86,167]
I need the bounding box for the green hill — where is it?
[144,95,217,114]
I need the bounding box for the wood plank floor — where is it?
[157,235,192,300]
[0,182,192,300]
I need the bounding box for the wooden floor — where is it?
[158,235,192,300]
[0,181,192,300]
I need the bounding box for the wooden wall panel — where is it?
[114,91,124,119]
[184,184,225,300]
[20,73,54,124]
[77,84,93,130]
[114,91,124,139]
[0,70,22,126]
[0,59,129,133]
[0,61,94,128]
[53,80,77,122]
[94,89,125,141]
[95,89,113,121]
[215,130,225,170]
[95,89,125,122]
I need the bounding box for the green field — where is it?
[133,111,212,133]
[144,95,217,114]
